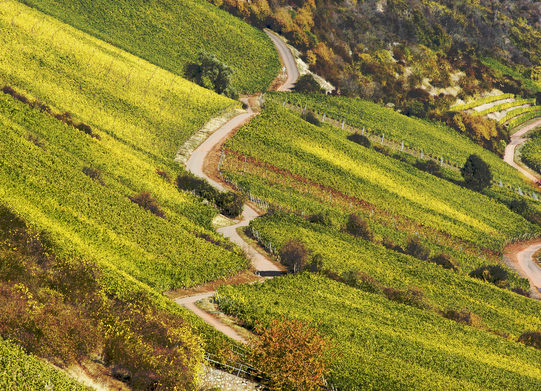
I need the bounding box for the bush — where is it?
[345,214,373,241]
[414,159,442,177]
[215,191,245,218]
[307,211,335,227]
[341,270,382,294]
[382,238,404,253]
[293,74,323,94]
[429,253,458,271]
[176,174,218,200]
[461,154,492,191]
[279,239,309,273]
[184,52,237,98]
[82,166,103,185]
[511,287,530,297]
[156,168,171,183]
[301,110,321,126]
[251,318,333,391]
[128,192,165,217]
[403,101,427,119]
[518,331,541,350]
[443,310,484,328]
[405,237,430,261]
[347,133,371,148]
[469,265,509,287]
[383,286,432,310]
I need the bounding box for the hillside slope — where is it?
[21,0,281,93]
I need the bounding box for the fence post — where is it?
[381,134,384,144]
[341,119,345,129]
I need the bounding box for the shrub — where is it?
[176,174,218,200]
[382,238,404,253]
[215,191,245,217]
[461,154,492,191]
[82,166,104,185]
[341,270,382,294]
[184,52,237,98]
[429,253,458,271]
[301,110,321,126]
[345,214,373,241]
[518,331,541,350]
[27,134,45,150]
[251,317,333,391]
[347,133,371,148]
[511,287,530,297]
[443,310,484,328]
[279,239,309,273]
[307,211,335,227]
[128,192,165,217]
[405,237,430,261]
[469,265,509,287]
[156,168,171,183]
[414,159,442,177]
[403,101,427,119]
[383,286,432,310]
[293,74,323,94]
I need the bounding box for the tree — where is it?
[251,317,333,391]
[345,214,373,241]
[184,52,237,98]
[293,74,323,94]
[461,154,492,191]
[279,239,308,272]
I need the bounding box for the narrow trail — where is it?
[175,30,298,343]
[503,118,541,183]
[503,117,541,295]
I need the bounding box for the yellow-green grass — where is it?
[218,273,541,390]
[0,338,90,390]
[0,0,239,162]
[225,103,538,250]
[20,0,280,93]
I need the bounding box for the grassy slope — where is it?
[218,273,541,391]
[19,0,280,93]
[224,103,537,250]
[482,57,541,93]
[0,338,90,390]
[0,2,250,290]
[277,93,535,189]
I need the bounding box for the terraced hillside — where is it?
[212,99,541,389]
[20,0,280,93]
[218,273,541,390]
[280,93,540,191]
[223,101,538,250]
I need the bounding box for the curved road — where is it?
[503,118,541,296]
[503,118,541,183]
[177,30,298,342]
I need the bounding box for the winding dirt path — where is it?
[175,30,298,343]
[503,118,541,183]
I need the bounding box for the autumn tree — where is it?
[251,317,333,391]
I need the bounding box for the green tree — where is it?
[461,154,492,191]
[293,74,323,94]
[185,52,237,98]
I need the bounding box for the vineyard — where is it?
[451,93,514,111]
[20,0,280,93]
[521,132,541,175]
[273,92,534,189]
[224,102,538,250]
[217,273,541,390]
[0,339,89,390]
[0,1,240,161]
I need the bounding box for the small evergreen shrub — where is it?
[469,265,509,287]
[345,214,373,241]
[347,133,371,148]
[405,237,430,261]
[429,253,458,271]
[129,192,165,217]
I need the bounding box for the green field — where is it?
[19,0,280,93]
[276,92,536,189]
[224,102,537,250]
[451,93,514,111]
[217,273,541,390]
[0,338,89,390]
